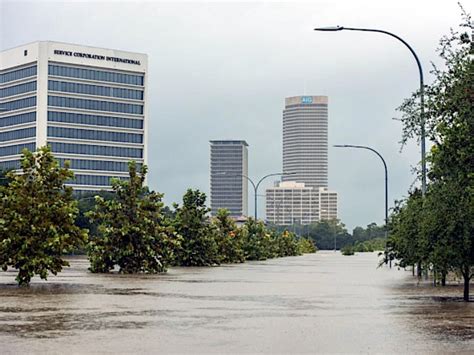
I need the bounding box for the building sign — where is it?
[301,96,313,104]
[53,50,141,65]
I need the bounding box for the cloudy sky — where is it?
[1,0,470,230]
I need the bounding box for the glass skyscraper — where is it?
[209,140,248,218]
[0,41,147,191]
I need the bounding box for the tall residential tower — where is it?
[210,140,248,218]
[0,41,147,191]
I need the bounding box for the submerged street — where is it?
[0,252,473,354]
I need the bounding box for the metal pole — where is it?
[334,144,389,263]
[314,26,426,197]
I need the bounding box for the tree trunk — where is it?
[463,266,470,302]
[441,272,446,287]
[417,262,422,278]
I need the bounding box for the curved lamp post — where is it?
[315,26,426,197]
[222,172,295,220]
[334,144,390,265]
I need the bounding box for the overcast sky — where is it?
[1,0,471,230]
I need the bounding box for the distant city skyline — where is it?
[1,1,471,230]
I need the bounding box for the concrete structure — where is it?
[282,95,328,189]
[266,181,337,225]
[265,95,338,225]
[210,140,248,217]
[0,41,147,191]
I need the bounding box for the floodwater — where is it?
[0,252,473,354]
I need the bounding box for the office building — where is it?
[266,95,337,225]
[0,41,147,191]
[282,95,328,188]
[210,140,248,218]
[266,181,337,225]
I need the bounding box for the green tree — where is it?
[307,219,351,250]
[298,237,318,254]
[173,189,219,266]
[212,209,245,264]
[242,218,274,260]
[395,9,473,300]
[274,230,301,257]
[0,146,87,286]
[87,162,179,273]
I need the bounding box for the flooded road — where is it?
[0,252,472,354]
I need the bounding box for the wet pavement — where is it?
[0,251,473,354]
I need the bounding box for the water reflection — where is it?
[0,252,472,353]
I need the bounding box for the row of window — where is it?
[1,96,36,112]
[0,66,37,84]
[0,159,21,170]
[49,142,143,158]
[48,96,143,115]
[48,126,143,144]
[0,142,36,157]
[0,127,36,142]
[49,64,144,86]
[48,80,143,100]
[0,112,36,128]
[47,111,143,129]
[57,158,141,172]
[68,174,128,186]
[0,81,37,98]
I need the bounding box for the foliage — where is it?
[86,162,179,273]
[0,146,87,285]
[389,9,473,300]
[212,209,245,264]
[274,230,301,257]
[173,189,219,266]
[341,245,355,256]
[307,219,352,250]
[241,218,275,260]
[298,237,318,254]
[353,237,386,252]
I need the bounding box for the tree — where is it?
[87,162,179,273]
[212,209,245,264]
[173,189,219,266]
[307,219,352,250]
[298,237,318,254]
[274,230,301,257]
[395,8,473,300]
[0,146,87,286]
[241,218,275,260]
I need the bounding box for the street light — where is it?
[220,171,294,220]
[314,25,426,197]
[334,144,390,264]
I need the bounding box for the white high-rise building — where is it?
[0,41,147,191]
[210,140,248,218]
[266,95,337,225]
[282,95,328,188]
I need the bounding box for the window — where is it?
[1,96,37,112]
[48,64,144,86]
[48,126,143,144]
[0,112,36,128]
[57,158,141,172]
[67,174,129,186]
[0,143,36,157]
[48,96,143,115]
[0,65,37,84]
[0,81,37,98]
[47,111,143,129]
[0,127,36,142]
[48,80,143,100]
[49,142,143,158]
[0,159,21,170]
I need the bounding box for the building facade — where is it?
[282,95,328,189]
[266,181,337,225]
[0,41,147,191]
[266,95,337,225]
[210,140,248,218]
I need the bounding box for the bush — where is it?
[341,245,355,256]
